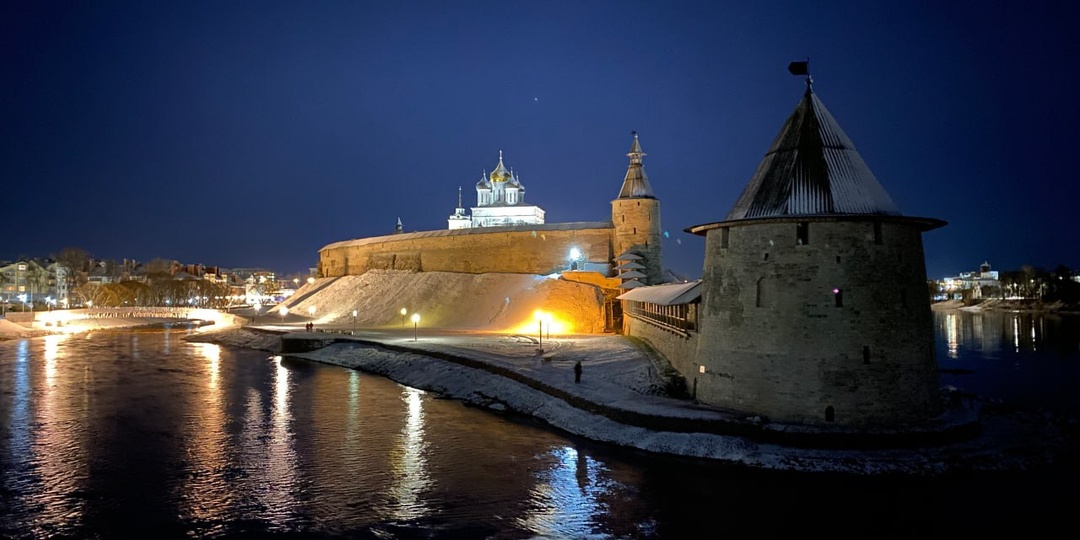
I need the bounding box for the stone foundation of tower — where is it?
[692,218,941,427]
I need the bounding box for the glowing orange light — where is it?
[507,309,573,335]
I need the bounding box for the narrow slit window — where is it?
[836,255,841,263]
[833,288,843,307]
[763,253,769,261]
[863,345,870,364]
[720,227,729,248]
[825,406,835,422]
[796,222,809,245]
[873,222,883,245]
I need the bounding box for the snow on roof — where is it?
[617,280,702,305]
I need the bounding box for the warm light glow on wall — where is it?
[506,309,574,335]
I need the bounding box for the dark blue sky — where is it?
[3,1,1077,279]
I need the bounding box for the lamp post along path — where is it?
[411,313,420,342]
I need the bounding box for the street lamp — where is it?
[400,307,407,327]
[293,278,299,289]
[253,302,261,323]
[544,312,553,340]
[280,306,288,323]
[411,313,420,341]
[308,305,316,319]
[535,310,544,353]
[352,309,358,330]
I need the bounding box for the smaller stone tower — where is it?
[612,132,663,284]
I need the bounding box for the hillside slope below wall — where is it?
[319,223,614,276]
[282,270,608,333]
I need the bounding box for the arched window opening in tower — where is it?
[720,227,729,248]
[825,406,835,422]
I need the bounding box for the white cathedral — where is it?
[448,151,546,229]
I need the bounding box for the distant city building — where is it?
[941,261,1000,299]
[448,151,546,229]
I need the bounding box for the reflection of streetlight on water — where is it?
[411,313,420,341]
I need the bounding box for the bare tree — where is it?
[52,247,91,299]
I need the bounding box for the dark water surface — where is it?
[1,321,1076,539]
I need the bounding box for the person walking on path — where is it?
[574,361,582,384]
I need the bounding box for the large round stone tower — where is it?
[612,132,663,284]
[686,81,946,427]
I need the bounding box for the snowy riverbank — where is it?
[188,326,1076,476]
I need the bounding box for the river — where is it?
[0,314,1076,539]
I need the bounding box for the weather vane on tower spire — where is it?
[788,58,812,93]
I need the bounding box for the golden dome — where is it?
[490,150,511,182]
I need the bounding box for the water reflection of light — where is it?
[389,386,431,521]
[945,313,959,359]
[1013,317,1021,353]
[179,341,230,525]
[33,335,87,534]
[347,371,360,443]
[8,340,31,462]
[263,356,298,525]
[43,333,67,384]
[519,446,602,537]
[192,342,221,390]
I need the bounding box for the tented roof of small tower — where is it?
[618,280,645,289]
[725,86,900,220]
[613,252,643,261]
[618,270,647,279]
[616,132,656,199]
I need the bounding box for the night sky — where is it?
[3,1,1077,279]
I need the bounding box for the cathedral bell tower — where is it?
[611,132,663,284]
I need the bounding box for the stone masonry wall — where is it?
[320,225,615,277]
[624,315,699,393]
[693,219,940,427]
[611,198,663,284]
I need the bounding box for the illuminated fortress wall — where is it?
[318,222,617,277]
